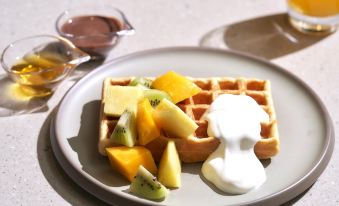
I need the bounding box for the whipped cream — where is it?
[201,94,269,194]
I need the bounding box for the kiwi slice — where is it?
[144,89,172,107]
[110,110,137,147]
[130,165,168,200]
[129,77,152,89]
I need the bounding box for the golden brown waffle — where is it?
[98,76,280,163]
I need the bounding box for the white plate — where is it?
[50,47,334,206]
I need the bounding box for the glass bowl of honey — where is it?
[56,5,135,60]
[1,35,90,97]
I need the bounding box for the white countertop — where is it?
[0,0,338,205]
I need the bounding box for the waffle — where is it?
[98,76,279,163]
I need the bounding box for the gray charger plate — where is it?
[50,47,334,206]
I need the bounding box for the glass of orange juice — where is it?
[287,0,339,34]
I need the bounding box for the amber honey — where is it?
[10,53,74,97]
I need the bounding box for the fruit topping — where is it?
[130,165,168,200]
[110,110,137,147]
[152,71,201,103]
[106,146,157,182]
[128,77,153,89]
[103,85,143,116]
[153,98,198,138]
[137,99,161,145]
[158,140,181,188]
[143,89,172,107]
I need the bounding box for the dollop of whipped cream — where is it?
[201,94,269,194]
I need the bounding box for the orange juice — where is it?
[288,0,339,17]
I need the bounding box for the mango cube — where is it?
[137,99,161,145]
[106,146,157,182]
[152,71,201,103]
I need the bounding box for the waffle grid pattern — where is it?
[98,77,279,162]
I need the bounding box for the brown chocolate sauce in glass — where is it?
[61,15,122,58]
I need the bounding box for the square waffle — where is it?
[98,76,279,163]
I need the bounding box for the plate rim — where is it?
[51,46,335,206]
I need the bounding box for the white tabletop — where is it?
[0,0,338,205]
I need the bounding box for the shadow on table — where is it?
[200,13,332,60]
[37,109,110,206]
[281,185,313,206]
[0,75,50,117]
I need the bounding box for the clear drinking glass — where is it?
[56,5,135,60]
[287,0,339,34]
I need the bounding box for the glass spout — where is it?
[117,9,135,36]
[58,36,91,65]
[69,50,91,65]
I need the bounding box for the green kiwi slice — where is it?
[129,77,152,89]
[110,110,137,147]
[144,89,172,107]
[130,165,168,200]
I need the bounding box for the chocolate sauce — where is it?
[60,15,123,58]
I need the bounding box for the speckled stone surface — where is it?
[0,0,338,205]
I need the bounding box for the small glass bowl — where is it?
[56,5,135,60]
[1,35,90,97]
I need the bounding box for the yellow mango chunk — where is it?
[152,71,201,103]
[106,146,157,182]
[137,99,161,145]
[158,141,181,187]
